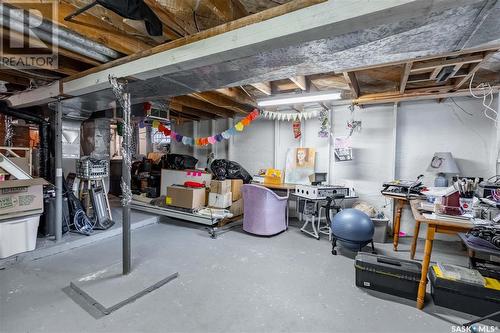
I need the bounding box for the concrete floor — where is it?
[0,216,496,333]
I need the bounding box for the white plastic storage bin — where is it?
[0,214,40,259]
[372,217,389,243]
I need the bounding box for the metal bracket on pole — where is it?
[109,75,132,275]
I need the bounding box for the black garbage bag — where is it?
[96,0,163,36]
[210,159,252,183]
[164,154,198,170]
[210,159,228,181]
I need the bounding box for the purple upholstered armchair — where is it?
[242,184,289,236]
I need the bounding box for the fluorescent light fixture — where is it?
[257,91,342,107]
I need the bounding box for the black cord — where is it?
[450,97,473,116]
[193,11,200,32]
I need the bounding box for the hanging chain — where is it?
[4,115,12,146]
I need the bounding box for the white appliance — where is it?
[295,185,351,199]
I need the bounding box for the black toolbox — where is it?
[355,253,422,300]
[429,266,500,320]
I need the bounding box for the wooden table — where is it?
[409,200,473,309]
[382,194,411,251]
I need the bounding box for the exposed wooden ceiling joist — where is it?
[143,0,197,38]
[454,52,497,90]
[289,75,307,91]
[343,72,360,98]
[64,0,326,82]
[215,87,257,107]
[308,73,349,91]
[172,96,234,118]
[207,0,249,21]
[8,1,153,55]
[410,54,484,73]
[399,62,413,94]
[250,82,272,95]
[169,102,214,120]
[354,86,500,105]
[191,91,251,114]
[0,71,31,87]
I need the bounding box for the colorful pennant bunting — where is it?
[151,109,260,146]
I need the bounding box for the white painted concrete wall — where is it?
[168,96,499,240]
[396,97,498,238]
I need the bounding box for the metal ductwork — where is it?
[0,101,50,180]
[0,3,121,63]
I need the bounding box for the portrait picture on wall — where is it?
[285,147,316,184]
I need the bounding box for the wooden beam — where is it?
[289,75,307,90]
[143,0,197,38]
[343,72,360,98]
[454,52,496,90]
[337,45,500,73]
[169,110,199,121]
[429,66,442,80]
[172,96,234,118]
[191,92,251,114]
[399,62,413,94]
[0,71,31,86]
[308,73,349,90]
[449,64,463,78]
[410,54,484,73]
[64,0,326,82]
[207,0,249,21]
[250,82,272,96]
[169,102,216,119]
[215,87,257,106]
[354,86,500,105]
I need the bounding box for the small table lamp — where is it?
[427,152,460,187]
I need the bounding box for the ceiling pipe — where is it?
[0,4,120,62]
[0,15,112,63]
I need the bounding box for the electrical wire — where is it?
[468,71,499,126]
[449,97,473,116]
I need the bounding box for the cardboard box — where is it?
[166,186,206,209]
[229,198,244,217]
[208,192,232,208]
[161,169,212,196]
[0,178,48,219]
[210,180,231,194]
[231,179,243,202]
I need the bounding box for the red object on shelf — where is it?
[184,181,205,188]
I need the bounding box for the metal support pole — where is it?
[227,118,234,161]
[192,121,199,162]
[122,94,131,275]
[211,119,216,157]
[110,76,132,275]
[55,98,63,242]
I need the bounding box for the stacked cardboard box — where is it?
[208,180,232,208]
[166,186,206,209]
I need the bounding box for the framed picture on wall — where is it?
[284,148,316,184]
